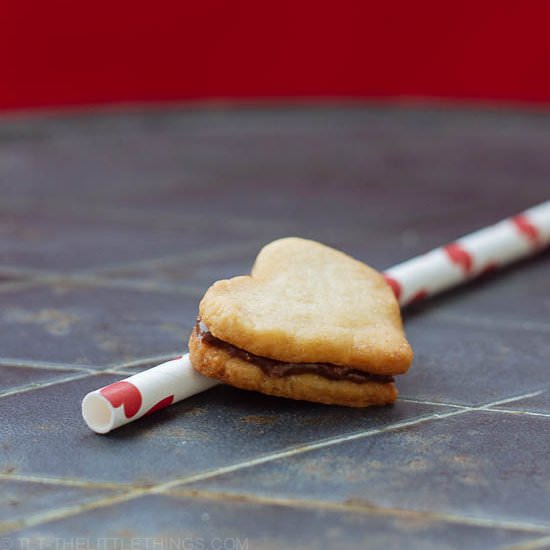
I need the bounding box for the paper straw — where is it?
[82,201,550,433]
[82,355,218,433]
[384,201,550,306]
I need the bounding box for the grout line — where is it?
[83,240,262,276]
[0,490,141,535]
[0,354,185,399]
[166,487,550,535]
[484,408,550,419]
[0,267,205,296]
[0,363,158,400]
[108,352,182,370]
[399,397,470,409]
[0,357,98,372]
[476,390,545,410]
[0,372,93,400]
[401,392,549,413]
[0,473,127,491]
[65,276,204,296]
[400,390,547,415]
[35,273,204,296]
[0,239,261,289]
[100,369,138,376]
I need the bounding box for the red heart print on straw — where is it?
[82,201,550,433]
[99,381,142,418]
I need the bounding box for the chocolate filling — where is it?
[194,321,394,385]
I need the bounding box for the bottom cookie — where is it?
[188,330,398,407]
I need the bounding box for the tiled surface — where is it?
[492,388,550,415]
[6,494,540,550]
[0,106,549,549]
[100,241,263,293]
[0,479,122,532]
[398,315,550,406]
[0,284,199,366]
[0,365,83,394]
[185,411,550,527]
[0,211,259,272]
[0,374,443,484]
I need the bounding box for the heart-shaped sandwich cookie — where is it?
[189,237,413,407]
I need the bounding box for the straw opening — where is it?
[82,393,115,434]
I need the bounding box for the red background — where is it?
[2,1,550,110]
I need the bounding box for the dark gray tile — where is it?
[0,373,444,484]
[0,365,84,394]
[186,411,550,528]
[0,479,122,530]
[100,107,549,233]
[0,284,199,367]
[492,388,550,414]
[397,316,550,406]
[3,107,548,239]
[0,117,247,206]
[101,242,261,291]
[110,356,181,375]
[5,493,540,550]
[0,211,256,272]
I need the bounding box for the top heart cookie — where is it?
[198,237,412,375]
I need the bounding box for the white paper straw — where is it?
[384,201,550,306]
[82,355,217,433]
[82,201,550,433]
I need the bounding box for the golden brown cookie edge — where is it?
[189,329,398,408]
